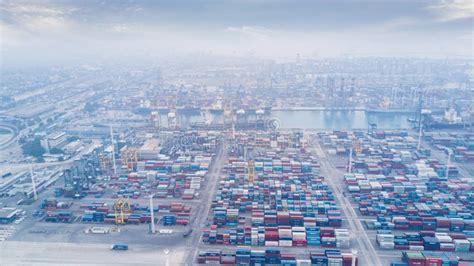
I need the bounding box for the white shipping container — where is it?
[296,259,312,266]
[436,235,452,243]
[409,245,424,251]
[292,232,306,240]
[379,241,395,250]
[190,184,200,189]
[328,257,343,266]
[265,241,279,247]
[279,240,292,247]
[336,240,350,248]
[440,243,455,249]
[292,227,306,232]
[377,234,394,242]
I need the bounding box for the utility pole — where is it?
[110,125,117,176]
[417,123,423,150]
[149,194,156,234]
[164,249,170,266]
[417,86,424,132]
[29,165,38,201]
[351,249,358,266]
[348,147,353,173]
[445,150,451,179]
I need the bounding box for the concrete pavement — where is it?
[310,137,382,266]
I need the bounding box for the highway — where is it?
[0,123,19,150]
[0,140,101,174]
[309,137,382,266]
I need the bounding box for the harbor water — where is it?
[271,110,414,130]
[159,110,415,130]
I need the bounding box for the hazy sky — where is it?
[1,0,473,66]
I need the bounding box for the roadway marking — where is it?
[185,138,227,266]
[312,139,382,266]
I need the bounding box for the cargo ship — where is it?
[366,108,417,114]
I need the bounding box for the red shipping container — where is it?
[292,239,307,247]
[425,258,441,266]
[320,227,335,237]
[407,258,425,266]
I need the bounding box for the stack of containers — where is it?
[376,230,474,252]
[214,208,227,225]
[203,132,353,254]
[265,227,279,246]
[182,189,194,199]
[44,211,73,223]
[321,227,336,247]
[278,227,292,247]
[235,249,251,265]
[306,226,321,246]
[453,238,470,252]
[436,232,454,251]
[162,215,176,226]
[226,209,239,226]
[400,251,460,266]
[265,249,281,264]
[292,227,307,247]
[335,229,350,248]
[377,233,395,249]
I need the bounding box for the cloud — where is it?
[427,0,474,22]
[1,1,472,66]
[226,26,273,40]
[0,1,78,33]
[112,24,132,33]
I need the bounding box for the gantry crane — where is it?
[248,160,255,183]
[114,197,131,224]
[121,148,138,171]
[348,137,361,173]
[100,154,111,172]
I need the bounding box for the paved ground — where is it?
[188,134,402,265]
[0,241,185,265]
[2,131,472,265]
[185,137,226,265]
[309,136,385,266]
[0,139,226,266]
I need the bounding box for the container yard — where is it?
[196,248,358,265]
[33,132,220,228]
[188,131,366,265]
[2,1,474,264]
[1,130,226,265]
[313,129,474,265]
[2,128,472,265]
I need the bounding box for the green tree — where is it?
[67,136,80,142]
[84,102,100,113]
[50,147,64,154]
[21,137,45,158]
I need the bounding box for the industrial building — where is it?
[0,208,19,224]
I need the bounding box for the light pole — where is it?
[29,165,38,201]
[164,249,170,266]
[351,249,358,266]
[417,123,423,150]
[445,149,452,179]
[109,125,117,176]
[348,147,353,173]
[149,194,155,234]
